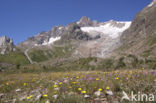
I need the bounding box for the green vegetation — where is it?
[0,51,29,65]
[28,44,74,62]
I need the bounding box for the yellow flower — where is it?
[29,95,33,98]
[43,94,48,97]
[70,78,73,80]
[26,95,33,100]
[96,78,99,81]
[6,82,9,86]
[115,77,119,80]
[106,86,110,90]
[26,97,30,100]
[53,91,57,94]
[53,85,57,88]
[69,86,72,89]
[141,68,144,70]
[59,82,62,85]
[78,88,82,91]
[98,88,102,91]
[76,76,79,79]
[24,83,27,86]
[81,90,86,94]
[72,82,77,84]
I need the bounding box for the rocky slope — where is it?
[120,0,156,58]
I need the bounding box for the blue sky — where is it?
[0,0,152,45]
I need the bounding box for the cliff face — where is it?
[0,35,15,54]
[120,1,156,58]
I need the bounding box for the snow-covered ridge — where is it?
[81,21,131,38]
[42,37,61,45]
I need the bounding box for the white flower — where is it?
[84,94,90,98]
[106,90,113,96]
[54,87,59,91]
[94,91,101,97]
[52,95,58,99]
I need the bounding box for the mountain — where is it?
[15,16,131,66]
[120,0,156,58]
[0,35,15,54]
[1,1,156,70]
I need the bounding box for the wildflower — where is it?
[59,82,62,85]
[81,90,86,94]
[43,94,48,97]
[52,95,58,99]
[94,91,101,97]
[26,95,33,100]
[141,68,144,70]
[54,87,59,91]
[84,94,90,98]
[6,82,9,86]
[72,81,77,84]
[106,86,110,90]
[26,96,30,100]
[53,91,57,94]
[98,88,102,91]
[53,85,57,88]
[78,88,82,91]
[115,77,119,80]
[96,78,99,81]
[69,86,72,89]
[106,90,113,96]
[24,83,27,86]
[76,76,79,79]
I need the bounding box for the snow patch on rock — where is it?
[42,37,61,45]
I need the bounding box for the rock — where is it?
[0,93,4,98]
[94,98,108,103]
[112,100,119,103]
[0,35,15,54]
[45,100,53,103]
[19,95,27,101]
[15,89,21,92]
[35,94,42,101]
[12,99,16,103]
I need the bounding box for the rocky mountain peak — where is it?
[0,35,15,54]
[0,35,13,46]
[77,16,98,27]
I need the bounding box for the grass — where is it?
[0,69,156,103]
[28,44,74,62]
[0,51,29,65]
